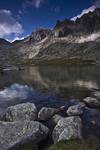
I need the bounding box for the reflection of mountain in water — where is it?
[37,66,100,99]
[0,65,100,100]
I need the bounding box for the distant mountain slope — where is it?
[0,8,100,66]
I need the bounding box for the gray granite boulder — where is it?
[52,116,82,143]
[38,107,59,121]
[0,121,49,150]
[83,97,100,107]
[66,103,85,116]
[5,103,37,122]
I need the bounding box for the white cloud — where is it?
[0,9,23,38]
[71,6,96,21]
[23,0,44,9]
[34,0,43,8]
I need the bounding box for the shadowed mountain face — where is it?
[0,8,100,66]
[75,8,100,33]
[0,39,11,46]
[54,8,100,36]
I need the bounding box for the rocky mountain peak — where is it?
[54,8,100,37]
[30,28,53,43]
[54,19,74,29]
[75,8,100,33]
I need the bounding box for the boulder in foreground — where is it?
[0,121,49,150]
[52,116,82,143]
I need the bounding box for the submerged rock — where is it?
[0,121,49,150]
[66,103,85,116]
[38,107,59,121]
[82,107,100,139]
[5,103,37,122]
[52,116,82,143]
[83,97,100,107]
[92,91,100,99]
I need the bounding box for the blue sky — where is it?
[0,0,98,41]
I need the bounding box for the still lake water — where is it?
[0,65,100,110]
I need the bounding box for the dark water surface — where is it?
[0,65,100,109]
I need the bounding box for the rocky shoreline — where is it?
[0,90,100,150]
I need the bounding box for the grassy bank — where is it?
[48,140,100,150]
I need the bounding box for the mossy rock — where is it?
[48,140,99,150]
